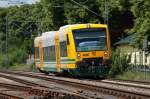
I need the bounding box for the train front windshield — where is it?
[73,28,107,52]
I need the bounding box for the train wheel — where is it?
[38,68,49,75]
[38,68,44,73]
[56,70,69,77]
[43,71,49,75]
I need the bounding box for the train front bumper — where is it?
[68,58,111,77]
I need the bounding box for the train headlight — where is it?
[77,53,80,58]
[104,51,108,57]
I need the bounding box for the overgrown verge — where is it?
[109,49,150,80]
[0,48,27,69]
[109,49,129,77]
[116,71,150,80]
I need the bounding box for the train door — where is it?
[55,32,61,72]
[39,40,44,70]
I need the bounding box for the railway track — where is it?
[104,79,150,85]
[0,72,93,99]
[1,71,150,99]
[0,71,116,99]
[0,82,87,99]
[0,83,33,99]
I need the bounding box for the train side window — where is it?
[37,48,39,58]
[48,47,50,57]
[49,46,52,59]
[45,47,48,61]
[47,47,49,56]
[46,47,48,57]
[66,34,70,45]
[48,45,56,61]
[35,47,39,58]
[44,47,46,60]
[60,41,67,57]
[44,47,47,57]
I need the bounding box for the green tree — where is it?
[64,0,101,24]
[130,0,150,47]
[96,0,133,44]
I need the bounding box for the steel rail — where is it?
[2,71,150,99]
[0,82,87,99]
[105,78,150,85]
[0,72,91,99]
[0,93,23,99]
[0,73,43,87]
[0,83,31,99]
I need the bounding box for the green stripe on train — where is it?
[60,57,75,61]
[43,61,75,64]
[36,57,75,62]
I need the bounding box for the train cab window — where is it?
[73,28,107,52]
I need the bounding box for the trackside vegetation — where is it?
[109,49,129,77]
[0,0,150,73]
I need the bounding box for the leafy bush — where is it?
[0,48,27,68]
[0,54,8,68]
[10,49,27,64]
[109,49,129,77]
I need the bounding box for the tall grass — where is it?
[109,49,129,77]
[0,49,27,68]
[116,71,150,80]
[0,53,7,68]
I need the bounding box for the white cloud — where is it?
[25,0,38,4]
[0,1,9,7]
[0,0,40,7]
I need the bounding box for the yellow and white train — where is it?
[34,24,111,77]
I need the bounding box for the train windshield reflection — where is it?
[73,28,107,52]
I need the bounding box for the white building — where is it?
[115,35,150,66]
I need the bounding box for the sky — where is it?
[0,0,40,7]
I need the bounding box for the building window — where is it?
[145,55,147,63]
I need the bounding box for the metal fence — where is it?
[122,50,150,80]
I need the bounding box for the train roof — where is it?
[59,23,107,30]
[42,31,56,36]
[34,31,57,47]
[34,36,41,47]
[41,31,57,47]
[59,24,79,30]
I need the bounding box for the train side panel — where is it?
[42,32,57,72]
